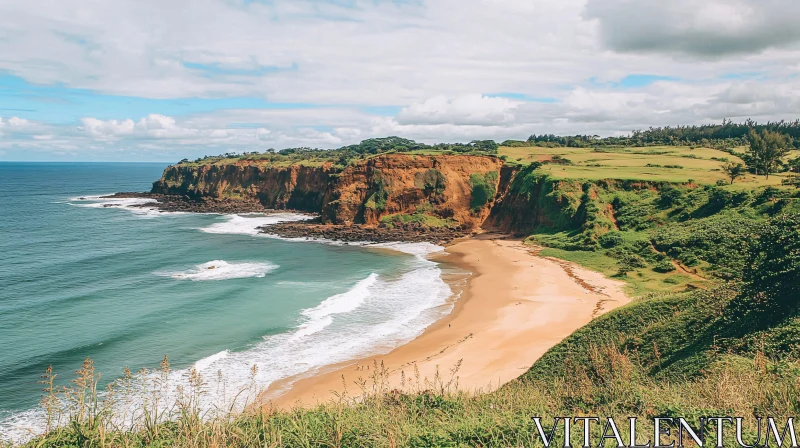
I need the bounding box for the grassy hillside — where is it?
[500,144,800,186]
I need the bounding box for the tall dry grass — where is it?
[11,342,797,447]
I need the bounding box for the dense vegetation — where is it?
[469,172,499,211]
[180,137,500,168]
[526,172,800,293]
[514,119,800,149]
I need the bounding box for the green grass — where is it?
[534,246,701,297]
[25,283,800,447]
[499,145,799,186]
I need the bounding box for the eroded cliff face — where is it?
[485,166,584,233]
[151,154,504,228]
[152,161,335,212]
[322,154,502,227]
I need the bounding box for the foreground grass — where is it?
[27,365,795,447]
[22,287,800,447]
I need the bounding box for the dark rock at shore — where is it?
[103,192,276,214]
[104,192,469,244]
[259,221,470,245]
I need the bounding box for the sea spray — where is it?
[158,260,279,281]
[294,273,379,338]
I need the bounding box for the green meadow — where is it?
[500,144,800,186]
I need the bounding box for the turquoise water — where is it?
[0,163,456,440]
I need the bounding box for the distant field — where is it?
[500,145,800,186]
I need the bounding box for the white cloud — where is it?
[79,114,205,140]
[397,94,520,126]
[210,129,229,139]
[1,0,800,160]
[80,118,136,137]
[7,117,29,127]
[585,0,800,57]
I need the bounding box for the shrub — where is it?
[616,253,647,276]
[420,169,447,198]
[598,232,624,248]
[739,213,800,314]
[658,188,684,210]
[654,259,677,273]
[365,171,389,211]
[469,172,498,211]
[677,251,699,267]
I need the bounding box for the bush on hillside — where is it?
[653,259,677,273]
[658,187,684,209]
[736,213,800,316]
[598,232,624,248]
[469,172,498,211]
[653,214,761,278]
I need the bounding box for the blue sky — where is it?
[0,0,798,161]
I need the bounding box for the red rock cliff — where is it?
[151,154,503,228]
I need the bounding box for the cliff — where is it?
[485,165,587,234]
[151,154,504,229]
[152,161,335,211]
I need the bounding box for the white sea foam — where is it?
[199,213,313,236]
[159,260,278,281]
[0,259,459,445]
[368,241,445,257]
[68,195,167,218]
[294,273,378,337]
[194,350,230,371]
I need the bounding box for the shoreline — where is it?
[260,235,631,409]
[79,194,630,409]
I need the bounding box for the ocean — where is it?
[0,162,461,442]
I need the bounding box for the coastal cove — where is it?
[264,237,630,408]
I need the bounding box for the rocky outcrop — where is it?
[261,222,472,245]
[150,154,504,229]
[151,161,335,212]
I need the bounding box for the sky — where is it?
[1,0,800,161]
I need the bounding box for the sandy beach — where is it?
[262,236,630,408]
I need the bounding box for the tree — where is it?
[746,129,789,178]
[721,162,746,185]
[740,213,800,314]
[469,140,499,153]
